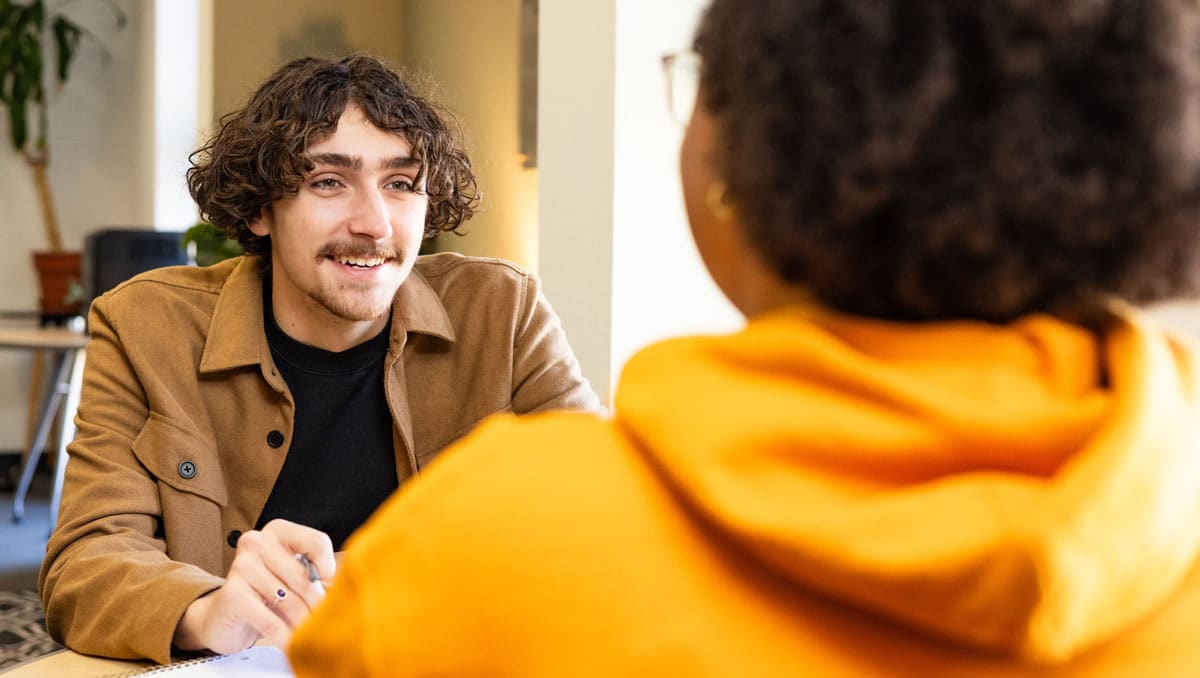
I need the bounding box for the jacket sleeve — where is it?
[38,296,223,663]
[510,273,604,414]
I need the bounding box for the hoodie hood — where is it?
[614,304,1200,664]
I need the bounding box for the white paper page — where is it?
[115,646,293,677]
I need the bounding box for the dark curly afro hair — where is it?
[695,0,1200,324]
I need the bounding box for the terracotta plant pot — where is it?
[32,251,84,324]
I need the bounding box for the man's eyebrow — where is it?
[307,153,359,170]
[304,153,420,171]
[383,156,421,171]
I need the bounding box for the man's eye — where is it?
[389,179,414,192]
[312,178,341,189]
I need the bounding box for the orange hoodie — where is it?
[290,305,1200,676]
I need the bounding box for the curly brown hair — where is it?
[187,54,479,264]
[694,0,1200,324]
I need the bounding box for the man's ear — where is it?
[247,206,272,237]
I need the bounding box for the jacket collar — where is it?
[199,256,456,374]
[390,263,457,346]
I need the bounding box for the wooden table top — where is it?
[0,648,151,677]
[0,326,88,350]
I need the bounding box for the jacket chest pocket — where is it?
[131,413,227,574]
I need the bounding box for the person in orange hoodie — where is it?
[290,1,1200,675]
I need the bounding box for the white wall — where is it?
[538,1,616,402]
[153,0,204,231]
[610,0,741,386]
[539,0,740,403]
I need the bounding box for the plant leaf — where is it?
[0,0,124,155]
[9,70,26,147]
[18,30,41,101]
[50,16,81,82]
[28,0,42,30]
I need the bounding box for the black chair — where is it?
[82,228,190,307]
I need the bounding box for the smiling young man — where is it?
[38,55,600,663]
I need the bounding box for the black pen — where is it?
[297,553,322,586]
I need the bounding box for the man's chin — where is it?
[316,276,405,322]
[331,303,393,323]
[312,293,395,324]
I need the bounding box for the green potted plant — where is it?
[183,221,243,267]
[0,0,124,322]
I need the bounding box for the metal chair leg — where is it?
[48,347,85,532]
[12,350,72,524]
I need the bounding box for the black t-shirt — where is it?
[256,290,398,550]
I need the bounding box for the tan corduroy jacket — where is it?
[39,252,600,663]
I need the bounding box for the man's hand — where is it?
[172,519,336,655]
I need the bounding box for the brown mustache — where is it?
[317,243,401,260]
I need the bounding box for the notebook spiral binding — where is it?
[99,652,224,677]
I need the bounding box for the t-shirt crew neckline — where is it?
[262,285,392,375]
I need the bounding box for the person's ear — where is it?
[706,181,737,222]
[247,207,272,237]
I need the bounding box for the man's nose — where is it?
[350,189,393,240]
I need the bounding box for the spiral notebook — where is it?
[102,645,293,677]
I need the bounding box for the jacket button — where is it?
[227,530,241,548]
[178,461,197,479]
[267,430,285,448]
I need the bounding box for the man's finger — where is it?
[259,520,334,610]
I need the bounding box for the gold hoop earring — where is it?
[706,182,736,221]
